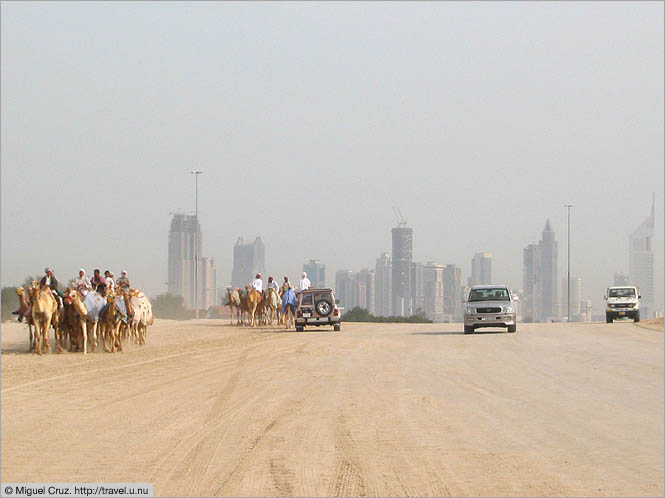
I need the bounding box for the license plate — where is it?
[302,313,311,318]
[618,312,625,316]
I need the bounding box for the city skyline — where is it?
[2,3,663,317]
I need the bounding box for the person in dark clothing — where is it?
[91,269,107,296]
[39,267,63,308]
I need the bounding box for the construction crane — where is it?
[392,207,407,228]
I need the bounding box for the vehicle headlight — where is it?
[504,306,514,313]
[466,307,475,314]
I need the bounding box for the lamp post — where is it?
[191,171,203,319]
[564,204,573,322]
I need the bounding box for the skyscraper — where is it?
[629,198,655,318]
[443,264,462,322]
[471,252,492,286]
[423,262,445,322]
[303,260,326,288]
[522,243,540,322]
[375,253,392,317]
[168,214,201,309]
[201,257,217,310]
[614,272,630,286]
[410,261,424,314]
[355,269,376,314]
[391,226,413,317]
[231,237,266,288]
[335,270,353,312]
[538,220,558,322]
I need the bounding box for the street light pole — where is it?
[191,171,203,319]
[564,204,573,322]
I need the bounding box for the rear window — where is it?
[468,288,510,302]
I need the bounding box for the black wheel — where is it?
[333,324,341,331]
[507,324,516,333]
[606,313,613,323]
[315,299,332,317]
[464,325,474,334]
[634,311,640,323]
[295,326,304,332]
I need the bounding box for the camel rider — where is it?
[281,276,292,294]
[73,269,92,293]
[104,270,116,293]
[116,270,130,291]
[298,272,311,293]
[40,267,63,309]
[91,269,107,296]
[266,276,279,293]
[250,273,263,293]
[281,285,297,314]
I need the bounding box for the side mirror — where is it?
[638,295,642,299]
[604,296,607,300]
[335,299,340,304]
[512,296,519,302]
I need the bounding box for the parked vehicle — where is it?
[464,285,517,334]
[295,288,341,332]
[605,286,641,323]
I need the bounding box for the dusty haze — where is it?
[1,2,663,311]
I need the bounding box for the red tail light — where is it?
[333,309,339,316]
[297,310,302,317]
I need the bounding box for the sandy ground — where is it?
[1,319,663,497]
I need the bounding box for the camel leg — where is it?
[80,320,88,354]
[115,323,123,351]
[43,317,52,353]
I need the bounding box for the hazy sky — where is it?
[2,2,663,312]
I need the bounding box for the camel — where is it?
[63,289,91,353]
[29,284,58,355]
[101,291,124,353]
[239,289,249,325]
[126,289,152,345]
[80,290,106,351]
[225,287,242,325]
[264,288,281,326]
[245,285,262,327]
[15,287,35,351]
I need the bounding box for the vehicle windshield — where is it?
[468,288,511,302]
[609,288,636,298]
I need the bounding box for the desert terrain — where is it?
[1,319,663,497]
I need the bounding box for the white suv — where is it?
[605,286,640,323]
[464,285,517,334]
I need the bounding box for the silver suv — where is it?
[464,285,517,334]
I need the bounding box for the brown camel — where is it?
[15,287,35,351]
[101,291,123,353]
[245,286,262,327]
[63,289,91,353]
[264,288,281,326]
[29,284,59,355]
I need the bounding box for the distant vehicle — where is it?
[295,288,341,332]
[464,285,517,334]
[605,286,641,323]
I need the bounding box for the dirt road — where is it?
[1,320,662,497]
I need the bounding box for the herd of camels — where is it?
[225,286,295,329]
[15,282,153,355]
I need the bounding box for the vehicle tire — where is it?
[634,311,640,323]
[606,313,613,323]
[464,325,474,334]
[315,299,332,317]
[507,324,516,333]
[333,324,341,331]
[295,326,304,332]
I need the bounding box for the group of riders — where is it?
[246,271,311,317]
[13,267,132,322]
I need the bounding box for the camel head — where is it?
[15,286,24,297]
